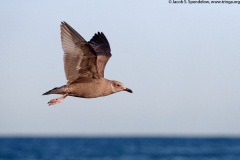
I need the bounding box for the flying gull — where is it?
[43,22,132,105]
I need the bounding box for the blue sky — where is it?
[0,1,240,136]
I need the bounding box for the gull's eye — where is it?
[116,84,121,87]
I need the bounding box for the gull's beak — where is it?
[125,88,133,93]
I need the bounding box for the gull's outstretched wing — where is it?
[61,22,99,84]
[88,32,112,77]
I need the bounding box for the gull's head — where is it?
[110,80,133,93]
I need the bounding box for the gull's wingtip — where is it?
[61,21,67,26]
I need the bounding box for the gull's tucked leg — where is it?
[48,94,68,106]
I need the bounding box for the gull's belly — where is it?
[69,82,110,98]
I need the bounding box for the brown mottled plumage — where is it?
[43,22,132,105]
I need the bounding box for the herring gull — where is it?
[43,22,132,105]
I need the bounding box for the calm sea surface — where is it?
[0,137,240,160]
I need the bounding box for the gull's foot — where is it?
[48,94,67,106]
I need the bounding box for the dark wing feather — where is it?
[88,32,111,77]
[61,22,99,84]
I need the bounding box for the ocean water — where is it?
[0,137,240,160]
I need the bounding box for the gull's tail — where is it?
[42,85,67,95]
